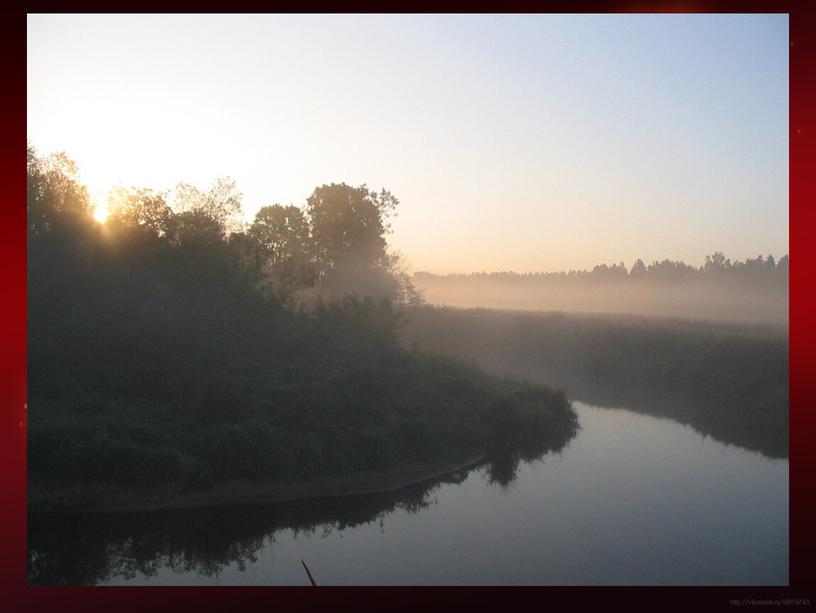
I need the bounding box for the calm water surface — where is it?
[29,402,788,585]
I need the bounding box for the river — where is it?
[28,402,788,585]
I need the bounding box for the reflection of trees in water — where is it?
[535,369,787,459]
[29,494,420,585]
[29,492,426,585]
[486,455,518,488]
[29,433,575,586]
[25,468,457,584]
[486,432,575,489]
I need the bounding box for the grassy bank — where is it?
[29,331,577,490]
[402,306,788,458]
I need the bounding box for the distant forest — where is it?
[413,253,788,324]
[415,252,789,286]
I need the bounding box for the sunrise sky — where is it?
[27,13,789,274]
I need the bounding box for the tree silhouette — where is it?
[630,258,647,277]
[108,186,173,236]
[249,204,315,301]
[27,144,91,236]
[167,209,227,248]
[171,177,244,233]
[305,183,392,280]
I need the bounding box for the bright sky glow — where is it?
[92,203,109,224]
[27,14,788,273]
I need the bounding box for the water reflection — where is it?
[482,363,788,459]
[29,447,569,585]
[28,402,787,586]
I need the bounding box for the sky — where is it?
[27,14,789,274]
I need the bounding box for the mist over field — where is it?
[413,257,788,325]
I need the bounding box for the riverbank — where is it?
[401,306,788,458]
[28,453,486,513]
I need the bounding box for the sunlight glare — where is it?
[92,204,109,223]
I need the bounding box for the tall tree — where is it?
[249,204,315,300]
[305,183,396,280]
[630,259,647,277]
[27,145,91,236]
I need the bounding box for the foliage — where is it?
[27,147,575,489]
[248,204,315,301]
[304,183,400,298]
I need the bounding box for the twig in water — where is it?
[301,559,317,586]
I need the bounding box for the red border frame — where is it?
[4,3,813,610]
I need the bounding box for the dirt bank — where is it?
[28,453,486,513]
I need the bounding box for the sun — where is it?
[92,204,110,223]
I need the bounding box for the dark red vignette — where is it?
[1,2,813,610]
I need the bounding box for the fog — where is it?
[413,264,788,325]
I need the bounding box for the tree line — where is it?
[415,252,789,287]
[27,145,576,488]
[27,145,421,307]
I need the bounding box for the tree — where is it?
[27,145,91,236]
[777,255,789,275]
[227,231,265,281]
[167,210,226,248]
[385,252,424,306]
[108,186,173,236]
[630,259,647,277]
[171,177,244,234]
[250,205,310,265]
[704,251,732,272]
[305,183,395,280]
[249,204,315,301]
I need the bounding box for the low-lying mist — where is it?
[413,256,788,325]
